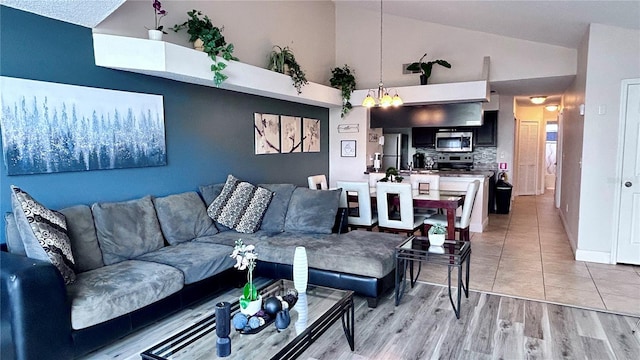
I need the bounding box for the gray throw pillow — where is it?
[153,192,218,245]
[198,183,232,232]
[59,205,104,273]
[284,187,342,234]
[92,196,165,265]
[207,175,274,234]
[10,185,76,284]
[257,184,296,232]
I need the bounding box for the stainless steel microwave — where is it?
[435,131,473,152]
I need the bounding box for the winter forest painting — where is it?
[0,77,166,175]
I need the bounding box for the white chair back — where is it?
[307,175,328,190]
[369,173,386,187]
[459,180,480,228]
[336,181,375,227]
[376,182,415,230]
[409,174,440,192]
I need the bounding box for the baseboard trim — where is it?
[575,249,613,264]
[558,210,577,254]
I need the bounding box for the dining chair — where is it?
[376,182,427,236]
[409,174,440,214]
[336,181,377,231]
[424,180,480,241]
[307,174,328,190]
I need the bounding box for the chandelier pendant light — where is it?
[362,0,402,108]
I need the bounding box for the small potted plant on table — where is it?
[427,224,446,246]
[230,239,261,315]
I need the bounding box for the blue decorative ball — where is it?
[263,297,282,316]
[248,316,261,329]
[232,313,248,330]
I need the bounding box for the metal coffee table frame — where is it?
[141,279,354,360]
[394,235,471,319]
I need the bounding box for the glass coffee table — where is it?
[141,279,354,359]
[394,235,471,319]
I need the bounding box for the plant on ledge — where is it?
[329,65,357,118]
[147,0,167,33]
[267,45,308,94]
[406,53,451,85]
[230,239,259,310]
[172,10,238,86]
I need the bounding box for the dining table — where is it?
[369,188,465,240]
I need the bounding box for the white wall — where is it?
[335,2,576,90]
[95,0,336,84]
[575,24,640,263]
[496,96,515,182]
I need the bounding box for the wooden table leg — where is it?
[446,208,456,239]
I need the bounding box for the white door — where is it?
[617,80,640,264]
[516,120,539,195]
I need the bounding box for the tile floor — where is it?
[416,192,640,316]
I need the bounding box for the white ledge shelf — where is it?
[351,80,489,107]
[92,34,343,108]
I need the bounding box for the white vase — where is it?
[293,247,308,293]
[239,295,262,316]
[295,292,308,335]
[428,233,445,246]
[148,29,163,41]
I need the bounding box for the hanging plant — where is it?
[329,65,357,118]
[267,45,308,94]
[173,10,238,86]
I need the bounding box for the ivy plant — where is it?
[329,65,357,118]
[173,10,237,86]
[267,45,308,94]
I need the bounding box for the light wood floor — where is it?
[417,193,640,316]
[81,280,640,360]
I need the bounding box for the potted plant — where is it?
[230,239,261,315]
[173,10,237,86]
[380,167,403,183]
[406,53,451,85]
[428,224,446,246]
[267,45,308,94]
[146,0,167,40]
[329,65,357,118]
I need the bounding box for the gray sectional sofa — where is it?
[1,181,405,360]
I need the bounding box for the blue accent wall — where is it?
[0,6,329,242]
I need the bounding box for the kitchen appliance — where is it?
[373,152,382,172]
[413,152,425,169]
[436,153,474,171]
[382,133,408,170]
[435,131,473,153]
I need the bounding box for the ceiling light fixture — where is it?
[545,105,558,111]
[362,0,402,108]
[530,96,547,105]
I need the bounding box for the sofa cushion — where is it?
[207,175,274,234]
[154,192,219,245]
[136,241,235,284]
[199,183,232,232]
[59,205,104,273]
[257,184,296,232]
[257,231,404,279]
[4,212,26,256]
[92,196,165,265]
[284,188,341,234]
[194,229,279,247]
[66,260,184,330]
[10,186,76,284]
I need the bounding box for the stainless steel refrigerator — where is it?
[382,133,409,170]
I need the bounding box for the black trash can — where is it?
[495,180,513,214]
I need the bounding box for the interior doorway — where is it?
[544,121,558,190]
[515,120,540,195]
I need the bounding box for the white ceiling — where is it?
[3,0,639,99]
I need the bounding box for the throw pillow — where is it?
[153,192,219,245]
[92,196,165,265]
[10,185,76,284]
[284,187,342,234]
[198,182,232,232]
[257,183,296,232]
[207,175,274,234]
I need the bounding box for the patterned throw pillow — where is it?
[10,185,76,284]
[207,175,274,234]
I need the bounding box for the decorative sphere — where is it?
[248,316,261,329]
[263,297,282,316]
[232,313,248,330]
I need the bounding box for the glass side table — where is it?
[394,235,471,319]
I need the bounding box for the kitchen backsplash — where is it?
[415,147,497,170]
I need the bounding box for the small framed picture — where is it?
[341,140,356,157]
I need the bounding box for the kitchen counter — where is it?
[365,169,495,178]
